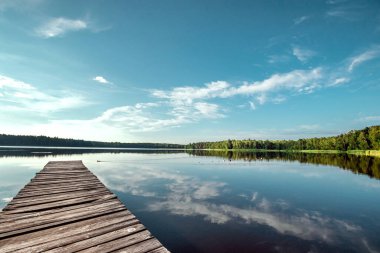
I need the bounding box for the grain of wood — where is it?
[0,161,169,253]
[148,247,171,253]
[112,238,163,253]
[0,211,134,252]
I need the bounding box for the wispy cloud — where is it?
[0,0,43,11]
[147,68,323,128]
[348,47,380,72]
[294,15,309,25]
[328,77,350,87]
[326,0,348,4]
[0,75,88,113]
[248,101,256,110]
[359,116,380,122]
[326,3,367,21]
[153,68,322,103]
[267,54,290,64]
[292,46,316,63]
[93,76,111,84]
[94,102,190,132]
[326,10,349,18]
[35,17,88,38]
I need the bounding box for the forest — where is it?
[186,125,380,151]
[0,134,184,149]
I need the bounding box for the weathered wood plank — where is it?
[26,179,100,187]
[0,210,134,252]
[148,247,171,253]
[4,219,141,253]
[112,238,164,253]
[17,183,104,193]
[3,193,117,212]
[75,230,154,253]
[14,185,105,199]
[0,202,125,239]
[8,189,111,207]
[46,224,147,253]
[1,199,121,223]
[2,193,117,214]
[0,161,169,253]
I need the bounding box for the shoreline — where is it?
[184,148,380,158]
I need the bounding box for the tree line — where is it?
[0,134,184,149]
[186,125,380,151]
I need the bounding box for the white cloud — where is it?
[251,192,258,202]
[298,124,320,130]
[193,182,226,200]
[1,197,12,203]
[326,10,348,18]
[326,0,347,4]
[94,103,182,132]
[35,17,87,38]
[348,48,380,72]
[326,3,369,22]
[152,81,230,102]
[93,76,111,84]
[329,77,350,86]
[148,68,323,127]
[145,172,362,243]
[292,46,316,62]
[0,75,88,113]
[0,0,43,11]
[248,101,256,110]
[359,116,380,122]
[153,68,322,104]
[294,16,309,25]
[193,102,223,119]
[267,55,290,64]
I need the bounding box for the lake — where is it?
[1,147,380,253]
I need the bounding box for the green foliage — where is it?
[0,134,184,149]
[186,125,380,151]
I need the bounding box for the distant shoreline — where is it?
[1,145,379,158]
[0,145,186,150]
[184,148,380,157]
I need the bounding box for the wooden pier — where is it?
[0,160,169,253]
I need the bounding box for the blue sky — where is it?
[0,0,380,143]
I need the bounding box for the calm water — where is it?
[1,148,380,253]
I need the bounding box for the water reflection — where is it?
[1,148,380,252]
[187,150,380,179]
[91,154,380,252]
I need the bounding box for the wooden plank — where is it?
[4,193,116,213]
[0,210,134,252]
[18,182,104,192]
[4,218,141,253]
[1,199,121,223]
[2,193,117,213]
[0,202,126,239]
[0,160,169,253]
[27,179,100,186]
[75,231,154,253]
[31,175,98,181]
[46,224,148,253]
[15,185,105,198]
[112,238,164,253]
[8,189,111,206]
[148,247,171,253]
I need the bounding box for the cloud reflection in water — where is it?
[94,160,374,251]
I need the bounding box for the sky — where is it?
[0,0,380,144]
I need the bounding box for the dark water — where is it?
[1,147,380,253]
